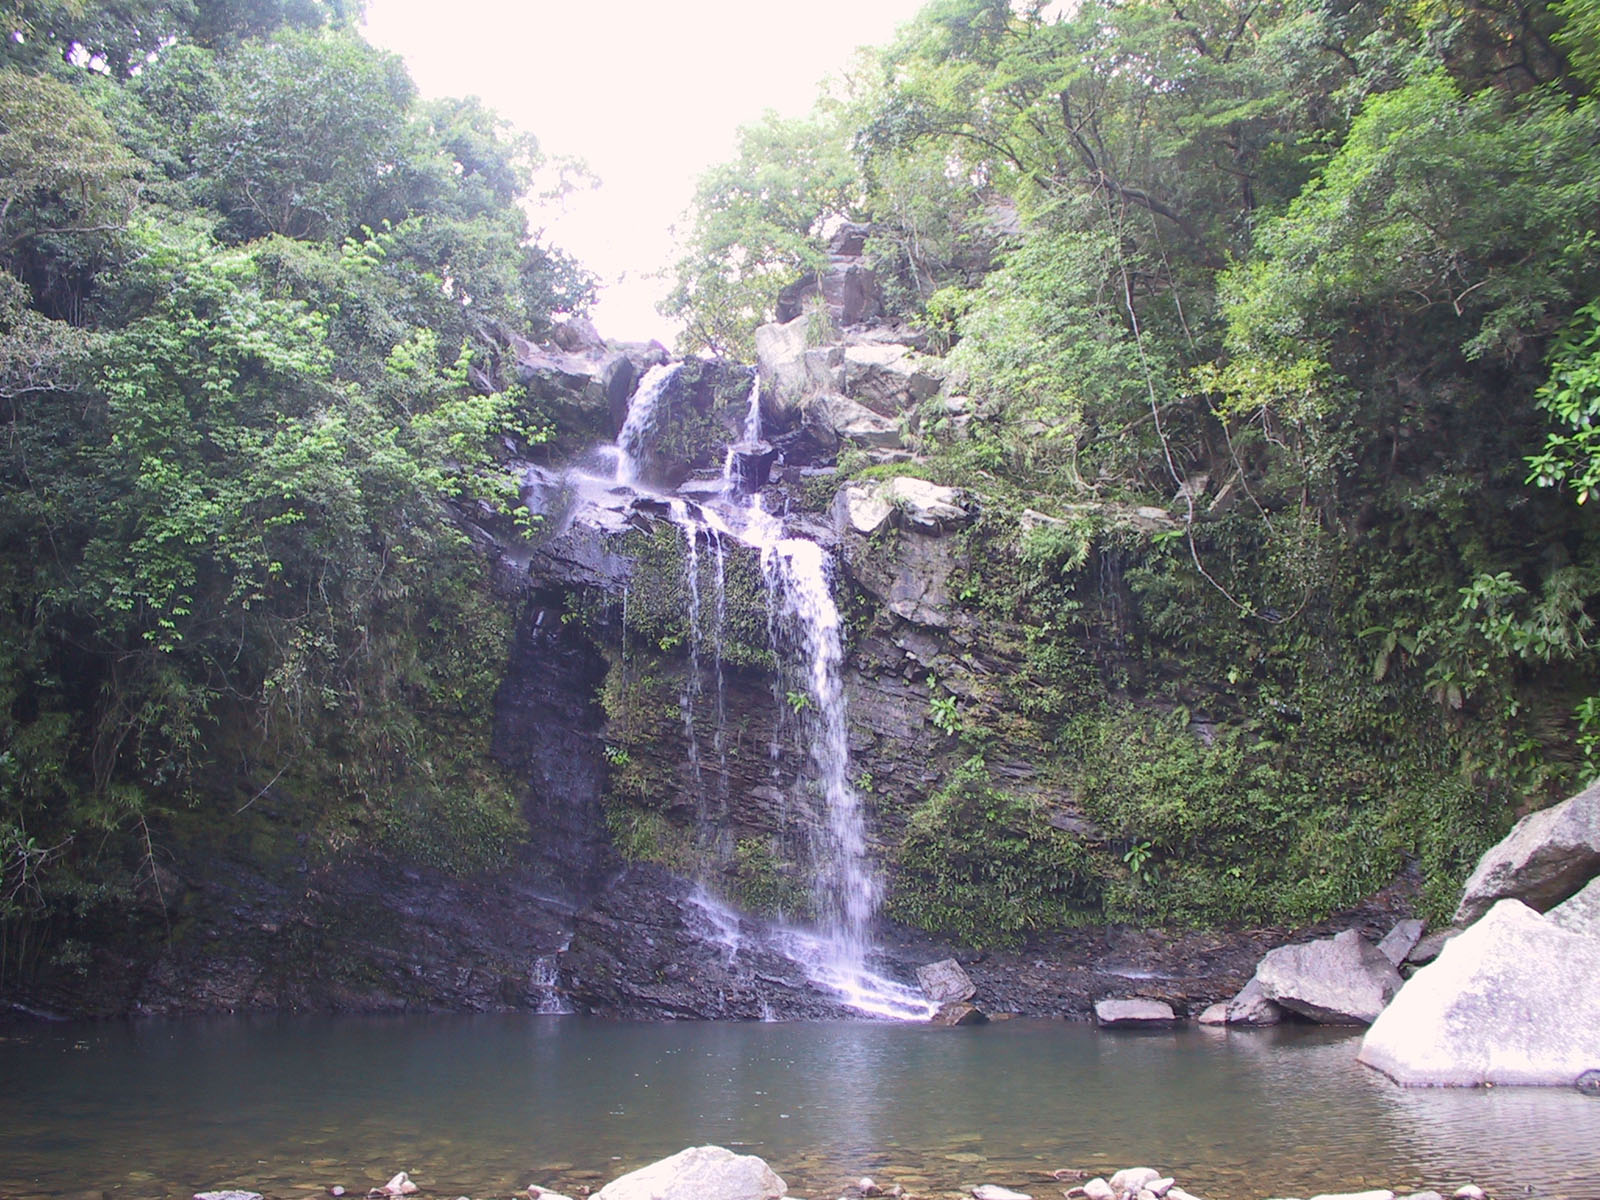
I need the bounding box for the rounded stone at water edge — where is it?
[1577,1067,1600,1093]
[1110,1167,1163,1195]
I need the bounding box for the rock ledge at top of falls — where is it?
[1358,897,1600,1085]
[593,1145,788,1200]
[1453,778,1600,925]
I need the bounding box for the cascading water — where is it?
[593,367,933,1021]
[616,362,684,486]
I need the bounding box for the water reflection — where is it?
[2,1016,1598,1200]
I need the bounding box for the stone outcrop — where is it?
[1454,779,1600,924]
[1253,929,1403,1024]
[557,865,865,1020]
[1358,898,1600,1085]
[1376,918,1425,966]
[917,957,977,1003]
[593,1146,787,1200]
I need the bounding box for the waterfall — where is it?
[758,533,874,962]
[605,367,934,1020]
[741,373,762,445]
[616,362,683,486]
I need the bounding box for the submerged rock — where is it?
[1358,898,1600,1085]
[1254,929,1402,1024]
[973,1186,1033,1200]
[1454,778,1600,925]
[593,1145,787,1200]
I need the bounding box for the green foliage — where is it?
[889,755,1098,947]
[663,108,860,357]
[925,677,962,736]
[0,0,588,967]
[1529,300,1600,504]
[193,29,415,242]
[732,836,806,917]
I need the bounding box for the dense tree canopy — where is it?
[0,0,591,966]
[669,0,1600,924]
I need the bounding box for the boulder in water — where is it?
[916,957,977,1004]
[1094,998,1178,1026]
[1358,898,1600,1085]
[593,1145,787,1200]
[973,1187,1033,1200]
[931,999,988,1025]
[1222,976,1285,1026]
[1454,778,1600,925]
[1254,928,1402,1024]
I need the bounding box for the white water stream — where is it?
[594,369,933,1020]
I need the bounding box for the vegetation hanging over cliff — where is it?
[0,0,592,975]
[669,0,1600,932]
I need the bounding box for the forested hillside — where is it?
[6,0,1600,1000]
[0,0,591,976]
[665,0,1600,928]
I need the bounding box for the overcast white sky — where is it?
[361,0,930,344]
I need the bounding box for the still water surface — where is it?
[3,1015,1598,1200]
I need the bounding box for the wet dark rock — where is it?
[725,441,778,494]
[557,864,862,1020]
[491,598,613,903]
[930,1000,988,1026]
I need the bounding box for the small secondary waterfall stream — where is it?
[593,369,930,1020]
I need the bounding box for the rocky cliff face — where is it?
[10,269,1412,1023]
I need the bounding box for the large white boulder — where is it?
[1454,779,1600,924]
[1254,929,1402,1024]
[880,476,969,532]
[1357,899,1600,1085]
[1547,873,1600,935]
[594,1146,787,1200]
